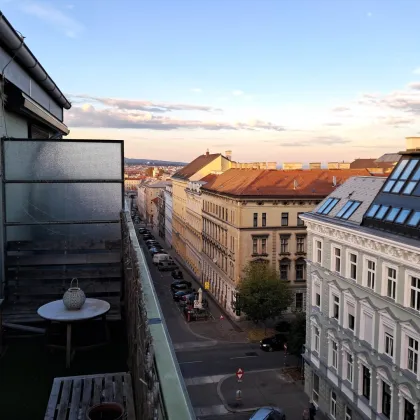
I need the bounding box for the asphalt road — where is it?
[136,227,293,419]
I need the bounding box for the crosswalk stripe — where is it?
[174,340,217,351]
[194,405,229,417]
[184,374,226,386]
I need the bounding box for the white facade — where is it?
[164,184,173,247]
[302,172,420,420]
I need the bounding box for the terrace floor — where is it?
[0,320,128,420]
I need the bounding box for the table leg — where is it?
[66,323,72,368]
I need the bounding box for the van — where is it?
[153,253,172,265]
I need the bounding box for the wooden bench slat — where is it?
[104,375,114,403]
[68,378,82,420]
[93,377,103,405]
[80,377,92,417]
[44,379,62,420]
[114,374,123,406]
[56,379,71,420]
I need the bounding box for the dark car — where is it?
[173,289,193,302]
[157,261,178,271]
[171,282,192,292]
[149,248,165,256]
[249,406,286,420]
[146,241,160,249]
[260,334,287,352]
[171,270,184,280]
[140,229,150,235]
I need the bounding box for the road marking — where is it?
[174,340,217,351]
[230,355,258,360]
[184,374,226,386]
[194,405,229,417]
[179,360,203,365]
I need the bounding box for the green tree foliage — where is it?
[287,312,306,356]
[236,261,293,325]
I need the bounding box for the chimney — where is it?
[225,150,232,161]
[293,179,298,190]
[206,148,210,156]
[406,137,420,151]
[332,176,337,186]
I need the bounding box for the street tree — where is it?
[235,261,293,327]
[287,311,306,356]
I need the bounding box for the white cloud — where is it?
[19,1,84,38]
[413,68,420,75]
[232,90,244,96]
[367,12,373,17]
[191,88,202,93]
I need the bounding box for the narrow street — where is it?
[135,224,319,419]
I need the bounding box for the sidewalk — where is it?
[217,369,327,419]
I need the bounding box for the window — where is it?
[331,339,338,370]
[253,238,258,254]
[348,253,357,280]
[345,407,352,420]
[314,240,322,264]
[297,212,304,226]
[313,326,320,354]
[410,275,420,311]
[366,259,376,290]
[262,213,266,227]
[405,399,415,420]
[362,310,373,342]
[261,238,267,254]
[317,198,339,215]
[375,205,389,219]
[333,247,341,273]
[295,293,303,310]
[314,283,321,308]
[381,381,391,418]
[396,209,411,224]
[330,391,337,418]
[296,236,305,253]
[345,301,355,331]
[281,212,289,226]
[385,207,400,222]
[336,200,361,219]
[332,294,340,320]
[280,236,289,253]
[362,365,371,400]
[312,374,319,402]
[384,331,394,358]
[401,159,419,180]
[345,352,353,383]
[386,267,397,300]
[407,336,419,374]
[366,203,380,217]
[279,259,289,281]
[253,213,258,227]
[296,259,305,281]
[407,211,420,227]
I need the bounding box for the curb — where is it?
[216,368,296,414]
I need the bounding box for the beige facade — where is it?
[201,193,316,316]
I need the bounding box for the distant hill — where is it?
[124,158,186,167]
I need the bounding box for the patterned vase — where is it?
[63,278,86,310]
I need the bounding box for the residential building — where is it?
[164,183,173,247]
[171,150,233,261]
[157,187,166,239]
[200,168,372,318]
[302,137,420,420]
[350,158,395,175]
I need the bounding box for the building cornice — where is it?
[305,218,420,267]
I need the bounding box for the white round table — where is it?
[38,298,111,367]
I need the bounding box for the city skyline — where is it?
[2,0,420,161]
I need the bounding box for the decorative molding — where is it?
[306,221,420,266]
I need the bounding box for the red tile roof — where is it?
[200,173,219,183]
[172,153,221,180]
[201,169,373,198]
[350,158,393,169]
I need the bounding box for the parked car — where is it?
[260,334,287,352]
[170,280,192,291]
[171,270,183,280]
[138,228,148,234]
[157,261,178,271]
[146,241,160,248]
[249,407,285,420]
[149,248,165,256]
[153,253,172,265]
[173,289,193,302]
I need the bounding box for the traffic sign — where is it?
[220,315,224,320]
[236,368,244,381]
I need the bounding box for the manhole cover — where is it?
[245,352,259,357]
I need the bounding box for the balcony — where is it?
[0,139,194,419]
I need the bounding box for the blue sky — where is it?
[2,0,420,162]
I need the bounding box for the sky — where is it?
[2,0,420,163]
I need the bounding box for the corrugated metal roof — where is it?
[201,168,373,197]
[172,153,221,180]
[375,153,401,163]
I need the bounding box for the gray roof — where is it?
[311,176,386,225]
[147,181,172,188]
[375,153,401,163]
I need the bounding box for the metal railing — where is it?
[122,199,196,420]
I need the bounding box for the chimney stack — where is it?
[406,137,420,151]
[206,148,210,156]
[225,150,232,161]
[332,176,337,186]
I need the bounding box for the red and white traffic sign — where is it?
[236,368,244,381]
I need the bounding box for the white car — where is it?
[152,253,172,265]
